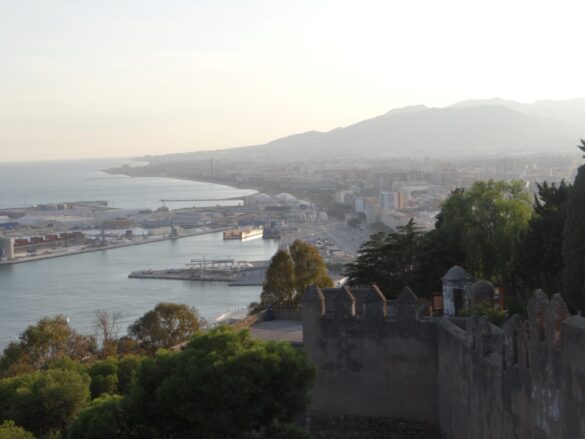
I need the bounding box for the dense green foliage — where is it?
[439,180,532,283]
[87,358,118,399]
[510,181,571,309]
[0,368,90,438]
[123,326,314,438]
[254,240,333,310]
[289,240,334,298]
[85,356,142,399]
[66,395,125,439]
[66,326,314,439]
[260,250,297,308]
[115,355,143,396]
[347,180,534,299]
[128,303,203,353]
[0,316,97,378]
[457,304,509,326]
[0,421,36,439]
[562,140,585,312]
[0,309,314,439]
[346,220,424,297]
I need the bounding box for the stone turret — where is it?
[441,265,472,316]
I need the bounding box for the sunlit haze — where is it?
[1,0,584,161]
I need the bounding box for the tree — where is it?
[257,241,333,310]
[439,180,532,283]
[260,250,296,308]
[128,303,203,353]
[124,326,314,439]
[0,368,90,439]
[66,395,126,439]
[85,355,144,399]
[87,358,119,399]
[93,310,122,358]
[562,140,585,311]
[413,225,465,296]
[511,181,571,308]
[346,220,424,296]
[0,421,36,439]
[115,355,143,396]
[289,240,333,301]
[0,316,97,377]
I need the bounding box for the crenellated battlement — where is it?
[303,285,585,439]
[303,285,429,327]
[303,284,440,423]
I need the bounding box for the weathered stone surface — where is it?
[302,284,583,439]
[304,285,325,302]
[548,293,570,349]
[334,286,356,320]
[395,287,418,322]
[527,289,549,345]
[364,285,387,320]
[308,412,441,439]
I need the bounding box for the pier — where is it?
[128,259,270,285]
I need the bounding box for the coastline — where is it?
[103,164,268,197]
[0,227,230,266]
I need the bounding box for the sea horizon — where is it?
[0,157,255,210]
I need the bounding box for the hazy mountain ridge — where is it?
[242,104,581,159]
[153,98,585,162]
[450,97,585,126]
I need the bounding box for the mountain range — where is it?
[161,98,585,161]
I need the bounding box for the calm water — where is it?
[0,158,255,210]
[0,159,275,349]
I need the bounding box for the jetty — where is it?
[128,259,270,285]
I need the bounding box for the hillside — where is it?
[234,105,580,159]
[149,99,584,163]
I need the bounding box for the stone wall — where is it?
[271,308,302,321]
[308,411,441,439]
[303,285,439,425]
[302,286,585,439]
[439,290,585,439]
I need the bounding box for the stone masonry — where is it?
[302,286,585,438]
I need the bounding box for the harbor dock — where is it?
[129,259,270,285]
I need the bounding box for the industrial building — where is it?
[0,237,15,261]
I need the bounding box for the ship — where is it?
[223,226,263,241]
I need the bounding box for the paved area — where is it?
[280,221,370,257]
[249,320,303,343]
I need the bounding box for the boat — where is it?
[223,226,263,240]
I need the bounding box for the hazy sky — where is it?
[1,0,584,161]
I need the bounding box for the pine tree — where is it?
[513,181,570,296]
[345,220,424,297]
[562,140,585,311]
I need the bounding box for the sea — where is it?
[0,159,278,350]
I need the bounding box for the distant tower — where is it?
[210,158,214,177]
